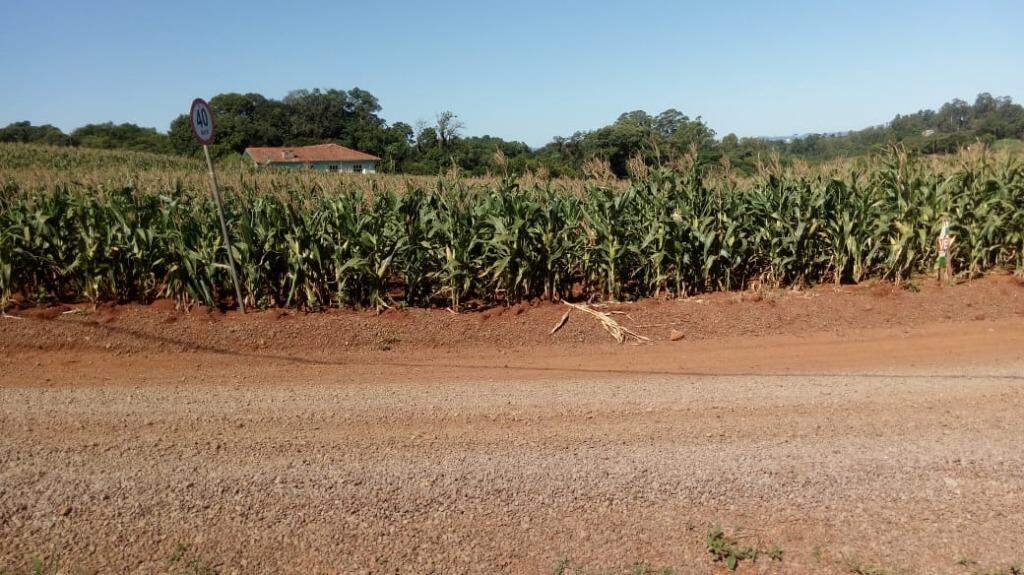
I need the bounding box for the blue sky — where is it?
[2,0,1021,147]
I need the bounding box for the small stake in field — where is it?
[936,219,955,285]
[190,98,245,312]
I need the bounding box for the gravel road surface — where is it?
[2,340,1023,574]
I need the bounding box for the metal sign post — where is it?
[190,98,246,312]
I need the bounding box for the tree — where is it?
[283,88,353,142]
[210,93,290,153]
[70,123,170,154]
[0,121,74,146]
[536,108,717,176]
[653,108,716,159]
[168,114,200,156]
[434,111,464,149]
[380,121,415,172]
[936,98,973,133]
[416,125,439,150]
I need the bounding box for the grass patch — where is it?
[377,335,400,351]
[168,542,218,575]
[705,527,759,571]
[765,543,784,561]
[0,551,62,575]
[843,554,890,575]
[969,564,1024,575]
[551,556,677,575]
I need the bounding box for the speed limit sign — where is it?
[189,97,244,311]
[190,98,215,144]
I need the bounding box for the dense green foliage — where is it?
[0,121,170,154]
[535,109,716,177]
[2,145,1021,311]
[750,92,1024,162]
[70,122,171,154]
[4,91,1023,177]
[0,121,76,147]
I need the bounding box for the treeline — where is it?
[3,90,1023,177]
[165,90,537,175]
[758,92,1024,161]
[0,121,170,154]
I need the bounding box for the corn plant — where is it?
[1,143,1022,312]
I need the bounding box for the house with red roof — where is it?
[244,143,381,173]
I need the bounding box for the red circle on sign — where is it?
[189,98,215,145]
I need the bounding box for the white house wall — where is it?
[251,159,378,173]
[339,161,376,173]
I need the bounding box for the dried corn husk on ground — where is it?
[561,301,650,343]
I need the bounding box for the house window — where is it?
[353,164,363,173]
[328,165,339,171]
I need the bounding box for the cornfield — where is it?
[1,143,1022,311]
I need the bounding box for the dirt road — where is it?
[2,279,1024,573]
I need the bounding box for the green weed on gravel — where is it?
[845,557,890,575]
[168,542,218,575]
[0,552,62,575]
[970,564,1024,575]
[706,527,759,571]
[552,556,677,575]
